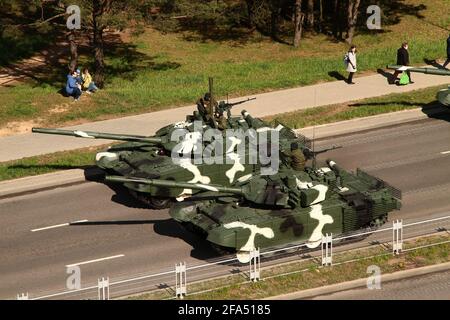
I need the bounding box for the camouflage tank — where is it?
[387,65,450,106]
[32,85,312,209]
[106,160,401,262]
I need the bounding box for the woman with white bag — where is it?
[344,45,357,85]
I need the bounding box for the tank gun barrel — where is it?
[105,175,243,194]
[225,97,256,108]
[303,145,342,160]
[387,65,450,76]
[32,128,164,144]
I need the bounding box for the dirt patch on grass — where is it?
[0,120,42,136]
[49,103,71,114]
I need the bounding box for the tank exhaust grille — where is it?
[356,168,402,200]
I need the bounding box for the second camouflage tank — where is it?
[106,160,401,262]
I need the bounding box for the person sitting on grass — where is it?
[82,67,98,94]
[66,69,82,101]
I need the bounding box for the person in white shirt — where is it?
[344,45,357,85]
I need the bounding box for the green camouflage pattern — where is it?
[106,159,401,263]
[32,107,312,209]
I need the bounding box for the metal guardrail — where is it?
[18,214,450,300]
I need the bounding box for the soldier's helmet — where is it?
[204,93,211,101]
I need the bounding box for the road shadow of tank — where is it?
[83,166,151,209]
[70,218,220,260]
[83,166,106,182]
[421,103,450,122]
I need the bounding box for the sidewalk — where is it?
[1,71,448,162]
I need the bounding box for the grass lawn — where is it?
[129,233,450,300]
[0,145,106,181]
[0,0,449,130]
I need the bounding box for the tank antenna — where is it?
[209,77,214,102]
[312,126,317,170]
[312,88,317,170]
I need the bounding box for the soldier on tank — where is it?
[285,142,306,171]
[197,93,219,128]
[216,111,228,130]
[196,96,207,120]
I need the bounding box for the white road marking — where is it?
[66,254,125,268]
[440,151,450,155]
[31,220,88,232]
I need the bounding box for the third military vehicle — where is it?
[387,65,450,106]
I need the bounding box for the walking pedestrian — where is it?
[344,45,357,85]
[392,42,413,84]
[443,34,450,69]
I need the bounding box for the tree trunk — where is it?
[270,6,280,40]
[93,0,109,88]
[68,29,78,71]
[293,0,304,47]
[332,0,339,38]
[245,0,255,29]
[346,0,361,44]
[318,0,323,32]
[306,0,314,29]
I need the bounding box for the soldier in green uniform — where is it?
[283,142,306,171]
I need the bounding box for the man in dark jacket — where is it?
[66,69,82,100]
[392,42,413,84]
[443,34,450,69]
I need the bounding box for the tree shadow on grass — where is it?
[2,31,181,90]
[424,58,447,70]
[325,0,427,40]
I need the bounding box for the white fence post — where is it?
[175,262,187,299]
[321,233,333,266]
[98,277,110,300]
[16,292,28,300]
[393,219,403,255]
[249,248,261,282]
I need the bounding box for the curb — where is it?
[0,167,104,199]
[265,261,450,300]
[297,105,448,140]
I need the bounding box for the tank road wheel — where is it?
[148,197,172,210]
[129,191,172,209]
[369,214,388,229]
[210,243,236,256]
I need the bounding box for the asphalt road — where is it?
[1,113,450,299]
[311,270,450,300]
